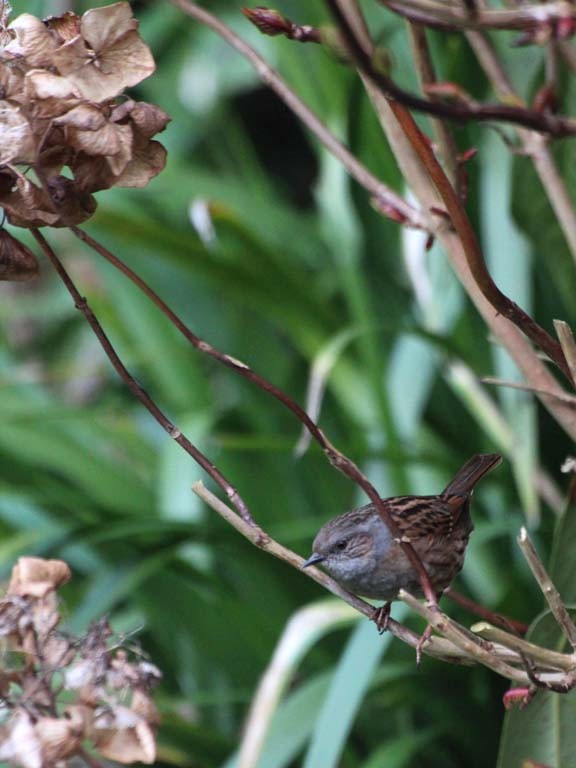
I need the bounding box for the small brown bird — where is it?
[302,454,501,603]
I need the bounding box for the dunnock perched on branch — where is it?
[303,454,502,609]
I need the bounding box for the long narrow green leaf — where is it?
[303,604,408,768]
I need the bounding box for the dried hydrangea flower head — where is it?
[0,1,170,229]
[0,556,162,766]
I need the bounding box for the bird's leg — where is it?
[371,602,392,634]
[416,624,433,664]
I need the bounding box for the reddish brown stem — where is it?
[31,228,256,527]
[325,0,571,382]
[69,225,438,605]
[445,588,529,635]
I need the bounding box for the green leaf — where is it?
[303,605,408,768]
[497,500,576,768]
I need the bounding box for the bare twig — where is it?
[464,24,576,268]
[554,320,576,389]
[472,622,576,671]
[193,481,513,666]
[406,22,460,188]
[69,228,439,604]
[168,0,426,229]
[481,376,576,405]
[518,527,576,649]
[379,0,576,31]
[400,589,536,682]
[327,0,576,138]
[325,0,572,381]
[31,228,256,527]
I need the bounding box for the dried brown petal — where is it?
[5,13,59,67]
[112,99,171,138]
[25,69,80,101]
[0,174,60,228]
[81,2,138,50]
[93,706,156,764]
[0,172,95,228]
[131,689,161,725]
[64,657,99,690]
[52,4,155,102]
[113,140,166,188]
[55,104,134,175]
[0,61,24,100]
[35,715,84,762]
[8,557,71,598]
[0,710,42,768]
[54,103,106,131]
[44,11,81,44]
[0,100,35,163]
[43,632,74,667]
[0,229,39,281]
[54,30,155,101]
[72,153,116,193]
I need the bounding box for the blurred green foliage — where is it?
[3,1,576,766]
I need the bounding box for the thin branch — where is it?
[472,622,576,671]
[168,0,426,229]
[31,228,256,527]
[399,589,536,682]
[327,0,576,138]
[481,376,576,405]
[379,0,576,31]
[517,527,576,650]
[326,0,572,381]
[70,232,439,603]
[554,320,576,389]
[406,22,460,188]
[464,25,576,268]
[193,481,516,666]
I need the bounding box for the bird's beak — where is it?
[302,552,325,569]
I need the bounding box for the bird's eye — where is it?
[335,539,348,551]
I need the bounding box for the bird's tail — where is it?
[442,454,502,497]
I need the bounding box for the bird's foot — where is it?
[371,602,392,635]
[416,624,433,665]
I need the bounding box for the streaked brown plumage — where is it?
[303,454,502,601]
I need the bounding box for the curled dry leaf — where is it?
[0,229,39,281]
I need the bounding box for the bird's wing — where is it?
[388,495,465,540]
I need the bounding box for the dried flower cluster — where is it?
[0,1,170,228]
[0,556,161,767]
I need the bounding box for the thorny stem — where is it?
[31,229,256,527]
[169,0,426,229]
[325,0,572,382]
[69,225,437,604]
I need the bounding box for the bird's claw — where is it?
[371,602,392,635]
